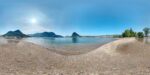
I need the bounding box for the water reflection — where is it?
[136,38,144,42]
[24,37,117,45]
[136,37,150,44]
[144,37,150,44]
[49,38,55,44]
[72,37,78,43]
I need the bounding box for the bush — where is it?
[122,28,136,37]
[143,27,150,37]
[137,32,144,38]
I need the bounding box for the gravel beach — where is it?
[0,38,149,75]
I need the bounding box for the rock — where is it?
[72,32,80,38]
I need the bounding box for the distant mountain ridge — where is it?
[3,30,28,38]
[3,30,63,38]
[2,30,119,38]
[30,32,63,37]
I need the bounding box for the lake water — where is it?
[23,37,117,46]
[137,38,150,44]
[23,37,117,55]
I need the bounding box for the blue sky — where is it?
[0,0,150,36]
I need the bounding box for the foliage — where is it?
[143,27,150,37]
[137,32,144,38]
[122,28,136,37]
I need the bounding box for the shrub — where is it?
[137,32,144,38]
[122,28,136,37]
[143,27,150,37]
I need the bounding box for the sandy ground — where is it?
[0,38,150,75]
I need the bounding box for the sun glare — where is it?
[30,18,37,24]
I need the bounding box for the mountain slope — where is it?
[30,32,63,37]
[3,30,28,38]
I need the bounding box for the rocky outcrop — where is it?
[72,32,80,38]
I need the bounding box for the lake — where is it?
[23,37,117,46]
[23,37,117,55]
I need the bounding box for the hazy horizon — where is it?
[0,0,150,36]
[0,29,121,36]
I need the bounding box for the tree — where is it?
[122,29,130,37]
[137,32,144,38]
[122,28,136,37]
[129,28,136,37]
[143,27,150,37]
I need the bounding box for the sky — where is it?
[0,0,150,36]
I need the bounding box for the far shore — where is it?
[0,38,150,75]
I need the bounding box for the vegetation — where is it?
[137,32,144,38]
[122,27,150,38]
[122,28,136,37]
[143,27,150,37]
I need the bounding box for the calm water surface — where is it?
[23,37,117,55]
[23,37,117,46]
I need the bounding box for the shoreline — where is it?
[0,38,150,75]
[22,37,117,56]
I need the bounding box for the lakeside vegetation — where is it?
[122,27,150,38]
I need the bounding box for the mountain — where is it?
[72,32,80,38]
[30,32,63,37]
[3,30,29,38]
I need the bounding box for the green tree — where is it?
[130,28,136,37]
[122,28,136,37]
[143,27,150,37]
[137,32,144,38]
